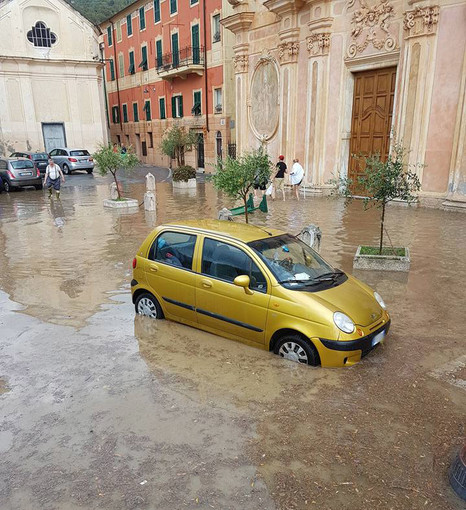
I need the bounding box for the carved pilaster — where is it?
[278,41,300,64]
[233,54,249,73]
[404,6,440,38]
[306,33,330,56]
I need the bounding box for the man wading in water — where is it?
[44,158,65,199]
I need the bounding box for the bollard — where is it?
[145,173,156,191]
[144,191,156,211]
[297,224,322,252]
[110,182,119,200]
[218,208,233,221]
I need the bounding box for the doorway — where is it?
[197,133,204,169]
[42,123,66,153]
[348,67,396,192]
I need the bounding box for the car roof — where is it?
[6,157,30,161]
[162,220,285,243]
[12,151,47,155]
[54,148,88,152]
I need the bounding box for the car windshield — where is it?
[32,153,48,160]
[249,234,342,289]
[11,160,34,169]
[70,150,90,156]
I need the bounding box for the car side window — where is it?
[149,231,197,270]
[201,238,267,293]
[49,150,57,156]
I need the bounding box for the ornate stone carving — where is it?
[347,0,396,58]
[404,6,439,38]
[278,41,300,64]
[306,33,331,57]
[233,54,248,73]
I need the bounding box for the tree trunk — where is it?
[111,170,121,199]
[379,201,386,254]
[243,195,249,224]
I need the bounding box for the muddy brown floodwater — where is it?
[0,168,465,510]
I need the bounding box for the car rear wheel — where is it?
[86,169,93,174]
[3,180,12,192]
[35,184,43,190]
[63,164,71,175]
[274,334,319,366]
[135,293,164,320]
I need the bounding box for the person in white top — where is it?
[290,158,304,200]
[44,158,65,199]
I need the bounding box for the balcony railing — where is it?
[156,45,204,78]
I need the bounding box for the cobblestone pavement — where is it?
[0,168,464,509]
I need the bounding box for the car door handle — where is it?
[201,279,212,288]
[149,264,158,272]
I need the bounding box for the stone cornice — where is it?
[263,0,304,16]
[308,16,333,32]
[220,12,255,34]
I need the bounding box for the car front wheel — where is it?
[274,334,319,366]
[135,292,164,320]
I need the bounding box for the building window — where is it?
[156,39,163,68]
[171,33,179,67]
[128,51,135,74]
[139,6,145,31]
[192,90,201,116]
[122,104,128,123]
[27,21,57,48]
[142,141,147,157]
[107,25,112,46]
[116,20,122,42]
[148,132,153,148]
[118,54,124,78]
[170,0,177,15]
[159,97,166,119]
[190,0,199,5]
[214,88,222,113]
[143,100,151,121]
[133,102,139,122]
[192,24,200,65]
[112,106,120,124]
[126,14,132,36]
[109,59,115,81]
[139,46,148,71]
[212,14,221,43]
[154,0,161,23]
[216,131,223,159]
[171,95,183,118]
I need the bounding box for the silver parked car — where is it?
[49,148,94,175]
[0,157,43,192]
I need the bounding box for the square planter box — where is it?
[172,178,196,189]
[353,246,410,272]
[103,198,139,209]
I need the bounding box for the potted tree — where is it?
[332,143,421,271]
[93,143,139,208]
[211,149,272,224]
[160,126,198,188]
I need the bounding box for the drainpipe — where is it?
[203,0,209,133]
[111,21,123,131]
[100,44,110,131]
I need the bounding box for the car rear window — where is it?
[11,160,34,169]
[32,153,48,160]
[70,150,90,156]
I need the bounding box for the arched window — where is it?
[27,22,57,48]
[216,131,223,160]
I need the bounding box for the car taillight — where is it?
[36,168,40,177]
[132,258,137,269]
[89,157,93,162]
[68,157,78,162]
[7,170,14,179]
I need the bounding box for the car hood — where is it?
[315,275,383,326]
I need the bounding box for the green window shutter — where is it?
[109,59,115,81]
[171,33,179,67]
[156,40,162,68]
[192,91,201,115]
[112,106,119,124]
[170,0,177,15]
[139,6,145,30]
[171,96,176,118]
[126,14,132,36]
[139,46,148,71]
[154,0,161,23]
[133,103,139,122]
[107,26,112,46]
[179,95,183,118]
[128,51,135,74]
[123,104,128,123]
[144,101,151,121]
[160,98,166,119]
[192,25,200,64]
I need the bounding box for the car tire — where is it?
[35,184,43,190]
[135,292,164,320]
[3,180,12,192]
[86,169,93,174]
[274,334,320,366]
[63,164,71,175]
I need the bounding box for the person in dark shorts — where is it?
[44,158,65,199]
[253,170,268,198]
[273,155,287,201]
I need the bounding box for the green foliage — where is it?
[66,0,134,24]
[93,143,139,199]
[211,149,272,223]
[172,165,196,182]
[360,246,406,256]
[329,142,422,254]
[160,126,198,167]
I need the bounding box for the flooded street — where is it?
[0,168,465,509]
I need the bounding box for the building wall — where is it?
[222,0,466,204]
[101,0,235,170]
[0,0,107,155]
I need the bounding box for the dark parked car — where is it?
[10,151,49,174]
[0,157,42,192]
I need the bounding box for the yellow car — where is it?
[131,220,390,367]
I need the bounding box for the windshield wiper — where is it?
[277,279,322,286]
[315,270,344,281]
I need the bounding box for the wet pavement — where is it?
[0,167,465,509]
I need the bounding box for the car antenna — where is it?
[254,225,273,236]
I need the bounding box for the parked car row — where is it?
[0,148,94,192]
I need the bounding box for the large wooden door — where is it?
[348,67,396,193]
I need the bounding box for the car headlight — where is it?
[374,292,386,310]
[333,312,355,334]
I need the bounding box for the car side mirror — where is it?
[233,275,253,295]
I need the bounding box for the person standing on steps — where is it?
[44,158,65,199]
[290,158,304,201]
[272,155,287,201]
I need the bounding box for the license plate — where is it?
[372,330,385,347]
[20,172,32,176]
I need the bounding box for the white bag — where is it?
[265,183,273,196]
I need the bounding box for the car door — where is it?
[195,237,271,345]
[144,230,199,325]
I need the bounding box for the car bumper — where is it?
[70,162,94,170]
[10,177,42,187]
[314,320,391,367]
